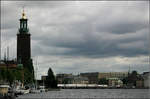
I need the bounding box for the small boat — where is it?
[40,88,46,92]
[39,86,46,92]
[12,84,30,95]
[15,88,30,95]
[30,88,41,93]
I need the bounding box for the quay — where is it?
[57,84,149,89]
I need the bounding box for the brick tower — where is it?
[17,9,31,67]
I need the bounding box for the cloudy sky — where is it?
[1,1,149,79]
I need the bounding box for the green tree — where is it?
[7,70,12,84]
[128,70,138,86]
[122,77,128,85]
[45,68,57,88]
[131,71,138,76]
[24,68,34,85]
[11,69,21,81]
[26,59,34,74]
[62,78,70,84]
[122,70,138,86]
[24,59,34,83]
[0,69,7,81]
[98,78,108,85]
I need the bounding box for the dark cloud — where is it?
[95,22,148,34]
[38,27,149,58]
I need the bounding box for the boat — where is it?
[13,83,30,95]
[39,86,46,92]
[30,88,41,93]
[15,88,30,95]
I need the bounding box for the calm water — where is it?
[17,89,150,99]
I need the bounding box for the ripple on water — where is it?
[17,89,150,99]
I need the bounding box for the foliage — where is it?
[0,69,7,80]
[45,67,57,88]
[26,59,34,74]
[128,70,139,86]
[122,70,139,86]
[131,71,138,76]
[0,69,22,85]
[23,59,35,84]
[122,77,128,85]
[62,78,70,84]
[24,68,34,85]
[0,59,34,85]
[98,78,108,85]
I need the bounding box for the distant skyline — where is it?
[1,1,149,79]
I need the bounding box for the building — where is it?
[16,9,34,83]
[136,80,144,88]
[98,72,128,80]
[56,73,89,84]
[17,9,31,68]
[41,75,48,81]
[56,73,73,84]
[108,78,123,87]
[80,72,99,84]
[0,60,17,69]
[0,9,34,85]
[143,72,150,88]
[72,76,89,84]
[80,72,128,84]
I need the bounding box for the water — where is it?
[17,89,150,99]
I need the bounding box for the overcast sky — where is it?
[1,1,149,79]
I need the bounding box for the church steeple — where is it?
[19,8,29,33]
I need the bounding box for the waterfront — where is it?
[17,89,150,99]
[1,1,150,99]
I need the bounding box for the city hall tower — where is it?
[17,9,31,67]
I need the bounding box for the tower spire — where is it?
[19,7,28,33]
[22,6,26,19]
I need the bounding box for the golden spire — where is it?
[22,7,26,19]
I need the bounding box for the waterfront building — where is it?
[80,72,99,84]
[108,78,123,87]
[136,80,144,88]
[98,72,128,79]
[143,72,150,88]
[56,73,73,84]
[0,60,17,69]
[41,76,48,81]
[80,72,128,84]
[17,9,32,69]
[72,76,89,84]
[16,9,34,84]
[56,73,89,84]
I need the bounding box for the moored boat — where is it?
[30,88,41,93]
[15,88,30,95]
